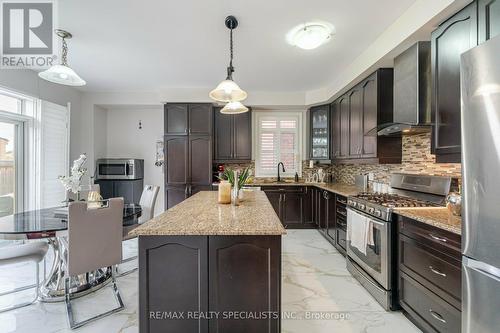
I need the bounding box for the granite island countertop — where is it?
[394,207,462,235]
[130,190,286,236]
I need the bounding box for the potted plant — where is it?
[218,167,251,201]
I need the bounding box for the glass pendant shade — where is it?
[220,101,249,114]
[209,79,247,102]
[38,64,86,86]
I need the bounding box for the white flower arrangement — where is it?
[59,154,88,194]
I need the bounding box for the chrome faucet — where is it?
[277,162,286,182]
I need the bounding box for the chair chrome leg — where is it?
[65,265,125,329]
[0,262,40,313]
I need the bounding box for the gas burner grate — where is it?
[352,193,437,208]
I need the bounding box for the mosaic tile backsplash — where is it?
[219,133,461,188]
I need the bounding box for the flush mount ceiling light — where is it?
[287,21,335,50]
[209,16,248,104]
[220,101,249,114]
[38,29,86,86]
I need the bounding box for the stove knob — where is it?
[358,203,365,210]
[374,209,382,217]
[351,202,357,208]
[347,199,353,206]
[368,207,375,214]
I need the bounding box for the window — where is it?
[255,112,303,177]
[0,87,69,213]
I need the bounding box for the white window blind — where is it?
[255,113,302,177]
[39,101,69,208]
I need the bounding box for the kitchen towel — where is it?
[347,209,369,255]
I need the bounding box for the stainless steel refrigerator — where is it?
[461,35,500,333]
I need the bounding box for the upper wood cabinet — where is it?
[431,2,477,162]
[164,103,213,136]
[330,69,401,164]
[479,0,500,43]
[213,108,252,162]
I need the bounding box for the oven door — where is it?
[346,208,391,290]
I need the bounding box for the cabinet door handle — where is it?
[429,266,447,277]
[429,309,446,324]
[429,233,448,243]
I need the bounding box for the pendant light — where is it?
[220,101,248,114]
[39,29,86,86]
[209,16,247,103]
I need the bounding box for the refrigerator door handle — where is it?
[464,257,500,282]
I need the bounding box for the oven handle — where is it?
[347,208,386,227]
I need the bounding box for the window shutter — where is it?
[256,115,301,177]
[40,101,69,208]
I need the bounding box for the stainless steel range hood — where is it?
[370,41,432,136]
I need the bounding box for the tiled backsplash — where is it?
[217,133,461,187]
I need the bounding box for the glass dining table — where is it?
[0,204,142,302]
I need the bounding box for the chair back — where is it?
[138,185,159,223]
[67,198,123,276]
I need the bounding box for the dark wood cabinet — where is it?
[213,108,252,162]
[164,104,188,135]
[310,105,330,160]
[189,136,212,185]
[431,2,477,162]
[139,236,209,333]
[139,235,281,333]
[349,88,363,157]
[188,104,213,136]
[479,0,500,43]
[164,103,213,209]
[318,190,336,244]
[209,236,281,333]
[330,69,401,164]
[334,195,348,255]
[397,215,462,333]
[164,185,188,209]
[261,186,315,229]
[164,136,189,185]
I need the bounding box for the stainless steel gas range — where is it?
[345,173,451,310]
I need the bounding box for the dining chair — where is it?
[65,198,124,329]
[119,185,159,276]
[0,241,49,313]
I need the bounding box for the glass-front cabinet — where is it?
[310,104,330,160]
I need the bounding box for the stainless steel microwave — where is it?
[96,159,144,180]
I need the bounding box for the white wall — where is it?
[93,105,108,161]
[103,107,164,215]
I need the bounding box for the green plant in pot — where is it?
[218,167,251,200]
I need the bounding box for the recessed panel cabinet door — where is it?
[209,236,281,333]
[362,77,377,158]
[164,104,188,135]
[349,88,363,157]
[139,236,208,333]
[479,0,500,43]
[165,186,187,209]
[339,96,350,159]
[188,104,212,135]
[214,109,233,160]
[164,136,188,185]
[282,192,303,226]
[233,111,252,160]
[431,2,477,161]
[189,136,212,185]
[330,101,341,159]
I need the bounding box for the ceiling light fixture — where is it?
[209,16,248,107]
[287,22,335,50]
[220,101,249,114]
[39,29,86,86]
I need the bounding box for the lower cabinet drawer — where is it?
[400,234,461,305]
[400,271,461,333]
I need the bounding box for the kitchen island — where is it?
[129,190,286,333]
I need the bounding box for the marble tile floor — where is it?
[0,231,421,333]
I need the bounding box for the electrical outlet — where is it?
[368,173,374,181]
